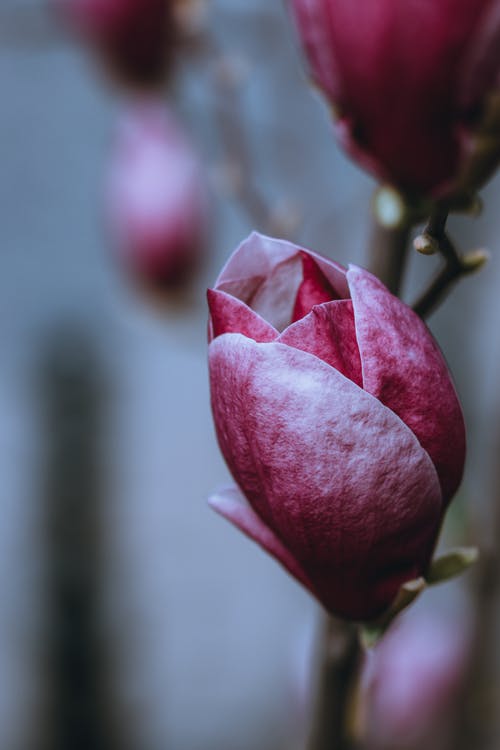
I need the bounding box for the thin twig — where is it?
[412,209,487,319]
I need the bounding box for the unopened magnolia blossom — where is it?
[208,233,465,621]
[106,101,207,290]
[56,0,174,88]
[289,0,500,198]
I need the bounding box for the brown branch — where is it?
[367,215,412,295]
[412,209,487,319]
[307,618,362,750]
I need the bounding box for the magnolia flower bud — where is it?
[207,233,465,621]
[55,0,175,89]
[106,101,207,292]
[289,0,500,200]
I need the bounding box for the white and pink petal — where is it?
[209,333,443,619]
[215,233,349,306]
[279,299,362,385]
[347,265,466,504]
[207,289,278,343]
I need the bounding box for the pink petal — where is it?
[323,0,493,193]
[289,0,340,105]
[215,233,349,300]
[347,265,465,503]
[302,249,349,299]
[279,299,362,386]
[209,334,442,620]
[457,3,500,111]
[216,233,301,289]
[292,251,340,322]
[291,0,497,193]
[207,289,278,343]
[208,485,313,591]
[248,253,304,331]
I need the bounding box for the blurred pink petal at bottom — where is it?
[362,607,472,750]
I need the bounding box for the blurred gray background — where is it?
[1,1,500,748]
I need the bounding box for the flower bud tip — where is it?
[414,233,439,255]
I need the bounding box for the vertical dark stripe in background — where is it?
[38,326,118,750]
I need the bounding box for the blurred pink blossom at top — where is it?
[289,0,500,198]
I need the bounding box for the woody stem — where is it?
[367,215,412,296]
[412,208,483,319]
[307,618,362,750]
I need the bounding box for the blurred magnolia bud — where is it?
[106,100,208,293]
[55,0,176,89]
[289,0,500,202]
[361,609,471,750]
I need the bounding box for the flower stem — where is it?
[307,618,362,750]
[367,216,412,296]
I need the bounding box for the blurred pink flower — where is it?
[55,0,174,88]
[207,233,465,621]
[289,0,500,197]
[362,609,471,749]
[106,101,207,291]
